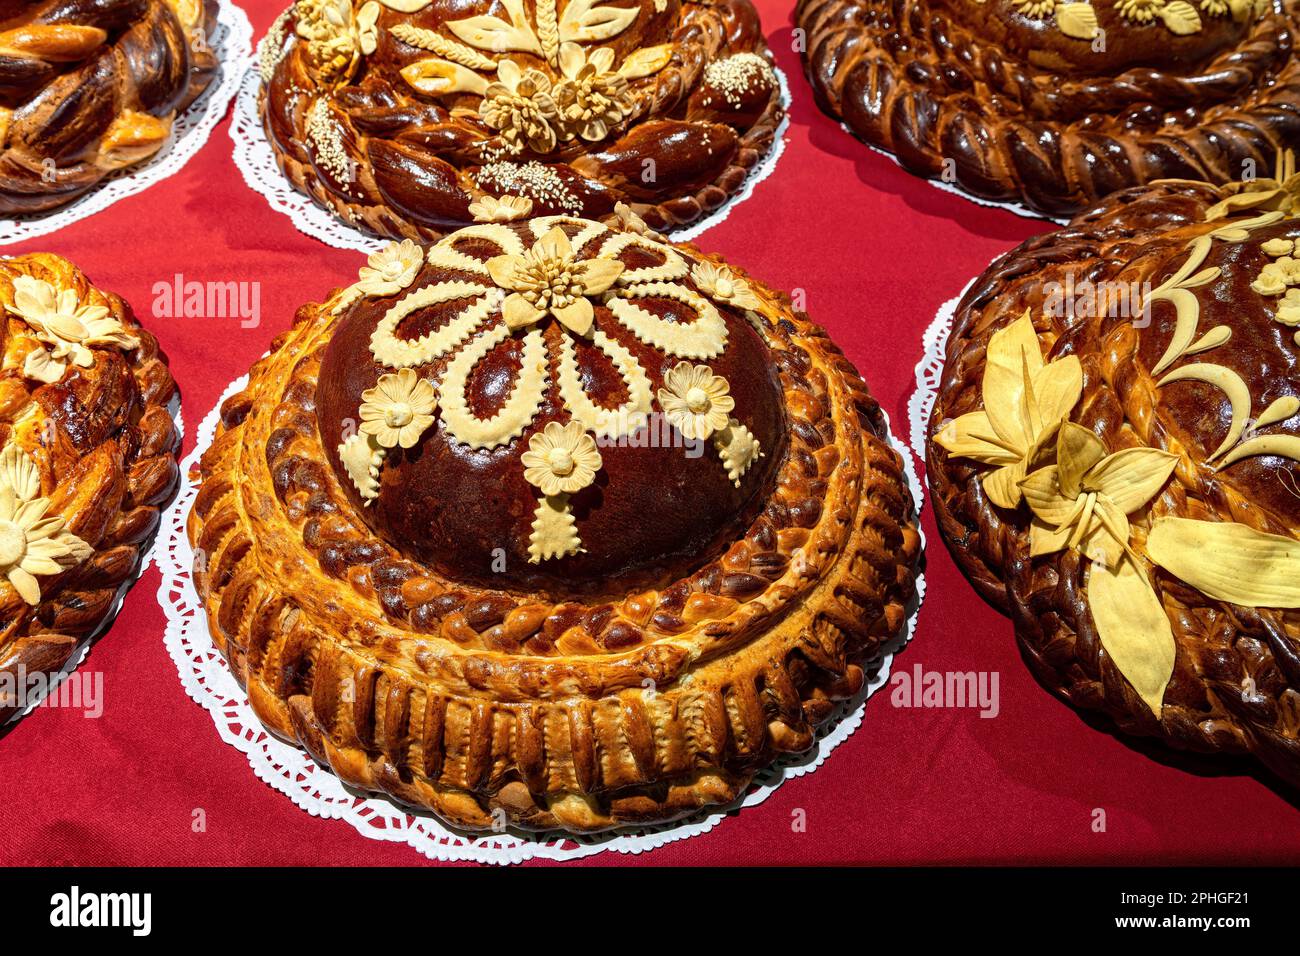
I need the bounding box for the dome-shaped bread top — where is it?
[315,212,785,595]
[931,0,1258,74]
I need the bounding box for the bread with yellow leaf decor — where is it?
[187,209,920,832]
[0,253,179,722]
[796,0,1300,217]
[257,0,783,240]
[0,0,220,216]
[927,158,1300,786]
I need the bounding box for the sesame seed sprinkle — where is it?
[703,54,776,108]
[476,161,583,215]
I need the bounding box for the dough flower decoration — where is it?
[658,361,734,440]
[359,367,437,449]
[487,225,624,335]
[1019,423,1178,567]
[554,42,635,142]
[479,60,561,155]
[611,201,664,241]
[295,0,380,83]
[522,421,604,561]
[1019,425,1180,717]
[334,240,425,312]
[522,420,603,495]
[339,218,762,559]
[691,262,763,312]
[0,444,92,605]
[934,310,1083,509]
[468,194,534,222]
[5,275,139,384]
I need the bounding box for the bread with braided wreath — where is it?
[0,0,220,216]
[257,0,784,241]
[0,252,179,722]
[927,160,1300,787]
[187,211,920,832]
[797,0,1300,217]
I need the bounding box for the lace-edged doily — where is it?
[0,2,253,246]
[850,131,1067,227]
[155,373,927,864]
[229,38,792,253]
[907,279,975,471]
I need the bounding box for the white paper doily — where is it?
[0,1,253,246]
[229,38,792,253]
[4,400,183,726]
[907,279,976,472]
[847,129,1068,227]
[155,374,927,864]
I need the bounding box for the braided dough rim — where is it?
[796,0,1300,217]
[186,253,921,833]
[0,254,180,725]
[255,3,786,242]
[924,181,1300,789]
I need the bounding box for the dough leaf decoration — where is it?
[400,57,490,96]
[933,310,1082,509]
[446,0,543,55]
[1057,2,1099,39]
[1146,516,1300,607]
[1087,556,1176,717]
[558,0,639,44]
[1145,235,1220,376]
[1157,362,1251,460]
[1159,0,1203,33]
[1203,149,1300,221]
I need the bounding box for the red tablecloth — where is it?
[2,0,1296,866]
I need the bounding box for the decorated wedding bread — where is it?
[927,160,1300,786]
[0,253,179,721]
[796,0,1300,217]
[0,0,220,215]
[256,0,784,240]
[187,208,920,832]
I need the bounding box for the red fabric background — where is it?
[2,0,1296,866]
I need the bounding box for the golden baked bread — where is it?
[187,209,921,832]
[797,0,1300,217]
[0,0,220,216]
[0,253,179,722]
[257,0,784,240]
[927,163,1300,786]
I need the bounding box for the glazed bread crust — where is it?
[0,253,179,723]
[796,0,1300,216]
[0,0,220,216]
[927,181,1300,787]
[258,0,784,240]
[188,220,920,832]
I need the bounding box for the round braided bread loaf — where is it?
[258,0,784,241]
[188,214,920,831]
[0,252,179,723]
[0,0,219,216]
[928,177,1300,788]
[797,0,1300,217]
